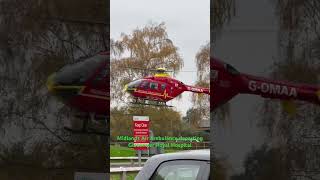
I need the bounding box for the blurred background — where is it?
[212,0,320,179]
[0,0,108,179]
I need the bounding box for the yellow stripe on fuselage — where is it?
[51,85,84,90]
[78,92,110,100]
[51,85,108,100]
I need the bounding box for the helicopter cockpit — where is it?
[127,79,144,89]
[53,54,106,86]
[125,79,166,93]
[212,58,240,76]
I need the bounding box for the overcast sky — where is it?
[110,0,210,116]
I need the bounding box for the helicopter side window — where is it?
[150,82,158,90]
[161,84,166,91]
[128,79,143,88]
[140,81,149,89]
[225,64,240,76]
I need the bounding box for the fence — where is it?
[110,157,149,166]
[111,141,210,150]
[110,166,142,180]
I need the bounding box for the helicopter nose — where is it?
[46,73,57,93]
[46,73,81,102]
[123,84,135,94]
[123,84,128,92]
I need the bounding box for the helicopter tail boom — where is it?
[240,74,320,105]
[185,85,210,95]
[211,57,320,112]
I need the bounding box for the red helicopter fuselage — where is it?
[125,75,210,102]
[211,57,320,111]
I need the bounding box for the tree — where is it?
[212,156,232,180]
[231,144,290,180]
[110,22,183,104]
[258,2,320,177]
[211,0,236,39]
[183,108,201,127]
[191,42,210,127]
[111,106,184,141]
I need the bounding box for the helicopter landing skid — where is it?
[130,98,173,107]
[64,113,109,136]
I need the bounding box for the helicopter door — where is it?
[160,83,166,92]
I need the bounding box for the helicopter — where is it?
[211,57,320,112]
[124,68,210,107]
[46,51,109,135]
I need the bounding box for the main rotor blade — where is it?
[123,67,173,72]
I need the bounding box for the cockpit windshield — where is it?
[127,79,143,88]
[54,54,106,85]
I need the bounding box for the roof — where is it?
[135,149,210,180]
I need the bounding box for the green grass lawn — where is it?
[110,145,135,157]
[110,172,138,180]
[110,144,187,157]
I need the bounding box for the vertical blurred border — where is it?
[0,0,110,179]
